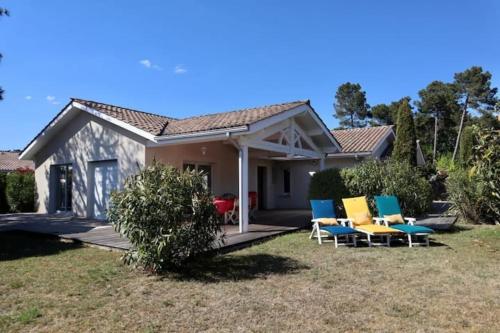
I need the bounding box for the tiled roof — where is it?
[163,101,309,136]
[331,125,394,153]
[72,98,173,136]
[72,98,309,137]
[0,151,34,172]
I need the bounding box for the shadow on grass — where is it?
[167,253,310,283]
[0,231,82,261]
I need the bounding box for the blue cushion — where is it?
[375,195,402,217]
[320,225,359,235]
[391,224,434,234]
[310,199,336,219]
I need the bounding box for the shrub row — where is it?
[308,159,433,217]
[0,169,36,213]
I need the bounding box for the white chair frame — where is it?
[382,217,431,247]
[309,218,358,248]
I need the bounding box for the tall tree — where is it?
[392,99,417,166]
[452,66,498,160]
[334,82,370,128]
[415,81,461,161]
[370,97,412,126]
[0,6,9,101]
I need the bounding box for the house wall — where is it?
[34,112,147,216]
[146,143,278,209]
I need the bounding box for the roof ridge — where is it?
[172,100,309,122]
[331,125,393,132]
[71,98,176,120]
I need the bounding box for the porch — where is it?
[0,210,311,251]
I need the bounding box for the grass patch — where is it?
[0,226,499,332]
[17,306,41,324]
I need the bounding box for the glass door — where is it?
[55,164,72,211]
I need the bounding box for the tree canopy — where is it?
[334,82,370,128]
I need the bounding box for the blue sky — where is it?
[1,0,499,150]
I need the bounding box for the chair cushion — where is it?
[355,224,401,235]
[391,224,434,234]
[316,218,338,226]
[320,225,358,235]
[352,212,372,226]
[384,213,404,225]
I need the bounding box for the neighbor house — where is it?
[19,98,400,233]
[0,150,34,173]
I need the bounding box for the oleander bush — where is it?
[447,128,499,224]
[108,162,222,272]
[0,172,8,213]
[5,169,36,213]
[341,159,432,217]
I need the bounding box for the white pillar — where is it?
[319,155,325,171]
[238,144,249,233]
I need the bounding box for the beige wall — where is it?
[34,112,147,216]
[146,142,277,209]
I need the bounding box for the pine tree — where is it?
[333,82,370,128]
[392,99,417,166]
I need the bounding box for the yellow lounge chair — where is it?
[342,196,401,247]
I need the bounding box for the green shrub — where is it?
[6,170,36,212]
[0,173,8,213]
[308,168,349,214]
[446,169,483,223]
[436,153,458,173]
[447,128,499,224]
[108,162,222,272]
[341,160,432,217]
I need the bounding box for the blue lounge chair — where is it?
[374,195,434,247]
[309,199,359,247]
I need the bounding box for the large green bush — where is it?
[308,168,349,214]
[392,99,418,166]
[448,128,499,224]
[341,160,432,217]
[0,173,8,213]
[5,170,36,212]
[108,163,222,272]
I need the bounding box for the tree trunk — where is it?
[433,115,438,163]
[452,95,469,161]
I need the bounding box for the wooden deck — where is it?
[0,210,311,252]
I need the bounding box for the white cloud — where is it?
[46,95,60,105]
[25,96,32,100]
[139,59,152,68]
[139,59,163,71]
[174,65,187,74]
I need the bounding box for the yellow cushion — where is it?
[384,214,404,225]
[356,224,400,234]
[352,212,372,226]
[316,218,338,226]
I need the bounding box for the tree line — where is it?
[333,66,499,162]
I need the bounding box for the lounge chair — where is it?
[309,199,359,247]
[342,196,401,247]
[374,195,434,247]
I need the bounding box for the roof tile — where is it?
[0,151,34,172]
[331,126,394,153]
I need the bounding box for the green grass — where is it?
[0,226,499,332]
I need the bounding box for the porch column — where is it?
[238,144,249,233]
[319,155,326,171]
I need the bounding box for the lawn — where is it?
[0,225,499,333]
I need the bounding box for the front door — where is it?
[90,160,118,220]
[257,166,267,210]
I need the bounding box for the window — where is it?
[283,168,291,194]
[183,163,212,191]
